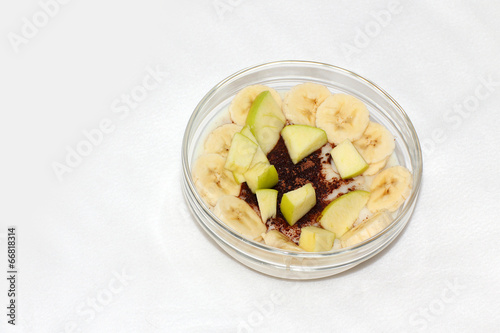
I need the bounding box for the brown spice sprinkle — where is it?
[238,137,353,244]
[239,183,259,214]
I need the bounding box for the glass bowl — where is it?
[181,61,422,280]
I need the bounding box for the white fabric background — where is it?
[1,0,499,332]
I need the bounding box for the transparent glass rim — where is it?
[181,60,422,259]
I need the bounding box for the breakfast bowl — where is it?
[181,60,422,279]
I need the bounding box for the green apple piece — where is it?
[241,125,270,167]
[224,133,258,174]
[250,146,269,166]
[246,91,286,154]
[240,125,258,144]
[256,189,278,223]
[331,139,368,179]
[243,162,279,193]
[233,171,246,184]
[281,125,328,164]
[319,190,370,237]
[299,226,335,252]
[280,183,316,226]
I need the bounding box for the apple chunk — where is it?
[250,147,269,167]
[240,125,258,144]
[280,183,316,226]
[224,133,258,174]
[244,162,279,193]
[256,189,278,223]
[331,139,368,179]
[246,91,286,154]
[241,126,270,168]
[319,190,370,237]
[232,171,245,184]
[299,226,335,252]
[281,125,328,164]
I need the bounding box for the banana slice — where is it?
[353,122,395,164]
[214,195,267,241]
[362,157,388,176]
[316,94,370,144]
[340,211,392,247]
[229,85,282,126]
[282,83,331,126]
[192,154,241,207]
[262,230,304,252]
[204,123,243,158]
[367,166,412,212]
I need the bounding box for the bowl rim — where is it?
[181,60,422,259]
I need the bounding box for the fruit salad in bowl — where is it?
[182,61,422,279]
[193,83,412,252]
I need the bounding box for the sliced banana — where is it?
[367,166,412,212]
[282,83,331,126]
[204,123,243,158]
[340,210,392,247]
[192,154,241,207]
[316,94,370,144]
[362,157,388,176]
[262,230,303,252]
[214,195,267,241]
[353,122,395,164]
[229,85,282,126]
